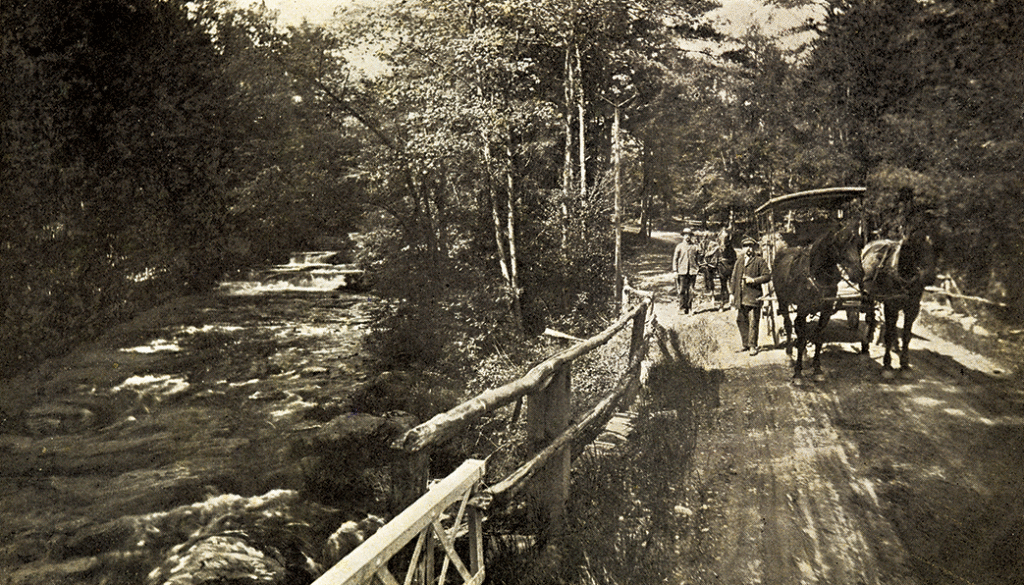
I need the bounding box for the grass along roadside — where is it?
[485,319,722,585]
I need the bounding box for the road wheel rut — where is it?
[630,230,1023,585]
[663,307,910,585]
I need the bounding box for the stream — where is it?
[0,253,384,585]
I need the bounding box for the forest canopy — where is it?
[2,0,1021,375]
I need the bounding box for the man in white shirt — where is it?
[673,228,701,314]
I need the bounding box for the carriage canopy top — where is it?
[754,187,866,216]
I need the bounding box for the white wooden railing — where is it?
[312,459,486,585]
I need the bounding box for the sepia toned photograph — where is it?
[2,1,1021,584]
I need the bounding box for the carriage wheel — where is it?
[759,296,779,349]
[762,282,781,348]
[763,254,780,348]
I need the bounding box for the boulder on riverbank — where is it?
[6,489,355,585]
[293,410,419,509]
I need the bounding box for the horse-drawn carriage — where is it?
[752,185,938,382]
[754,187,868,349]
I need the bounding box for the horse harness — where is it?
[862,239,915,301]
[790,246,834,303]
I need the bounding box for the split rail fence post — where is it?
[628,303,647,361]
[527,363,571,541]
[625,304,648,404]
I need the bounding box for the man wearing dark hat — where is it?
[673,227,701,314]
[730,236,771,355]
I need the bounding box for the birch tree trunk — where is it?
[484,142,512,287]
[561,44,575,251]
[505,141,523,333]
[612,104,623,310]
[576,45,587,204]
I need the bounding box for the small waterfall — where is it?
[219,251,367,295]
[1,247,380,585]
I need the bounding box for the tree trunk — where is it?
[484,143,512,287]
[429,176,448,261]
[408,177,429,255]
[613,104,623,310]
[638,155,652,240]
[505,141,524,334]
[576,45,587,204]
[561,44,575,251]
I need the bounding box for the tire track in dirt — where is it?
[663,304,910,585]
[656,302,1024,585]
[828,338,1024,585]
[630,227,1024,585]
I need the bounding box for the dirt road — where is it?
[630,229,1024,585]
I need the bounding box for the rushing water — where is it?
[0,253,380,584]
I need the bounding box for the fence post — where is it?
[469,505,484,575]
[628,302,647,361]
[624,305,649,405]
[527,363,571,542]
[390,450,428,517]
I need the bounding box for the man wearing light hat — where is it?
[730,236,771,355]
[672,227,701,314]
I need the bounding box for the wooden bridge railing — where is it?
[312,459,486,585]
[316,295,657,584]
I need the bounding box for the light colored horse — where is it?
[859,231,937,378]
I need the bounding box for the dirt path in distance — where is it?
[628,227,1024,585]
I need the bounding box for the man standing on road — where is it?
[730,236,771,355]
[673,228,701,314]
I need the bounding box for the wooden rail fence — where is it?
[313,295,657,585]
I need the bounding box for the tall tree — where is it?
[1,0,249,369]
[798,0,1023,312]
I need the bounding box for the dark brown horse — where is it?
[859,231,937,378]
[771,224,865,383]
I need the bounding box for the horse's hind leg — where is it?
[811,310,833,381]
[876,311,887,347]
[899,299,921,373]
[881,303,899,379]
[717,267,729,309]
[860,298,875,355]
[792,313,807,382]
[780,306,794,358]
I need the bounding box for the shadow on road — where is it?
[625,227,1024,585]
[647,327,725,415]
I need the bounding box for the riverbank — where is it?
[4,228,1018,585]
[0,247,626,585]
[0,264,383,584]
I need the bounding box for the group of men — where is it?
[672,227,770,356]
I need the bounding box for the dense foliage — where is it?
[804,0,1024,312]
[669,0,1023,314]
[331,0,721,367]
[3,0,234,371]
[0,0,362,374]
[3,0,1021,376]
